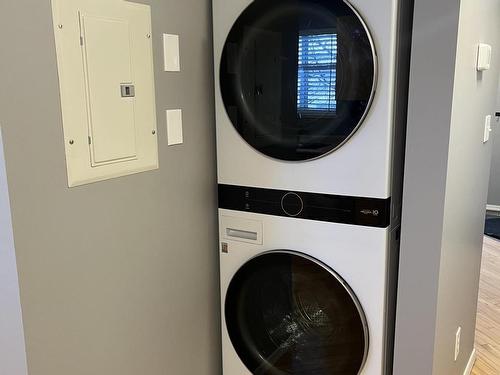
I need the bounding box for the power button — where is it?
[281,192,304,217]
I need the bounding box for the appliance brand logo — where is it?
[360,209,380,217]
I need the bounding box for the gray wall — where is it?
[394,0,500,374]
[0,1,220,375]
[433,0,500,373]
[393,0,461,371]
[487,85,500,207]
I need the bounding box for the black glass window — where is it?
[220,0,376,161]
[225,251,368,374]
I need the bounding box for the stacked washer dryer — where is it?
[213,0,413,373]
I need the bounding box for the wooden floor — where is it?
[472,236,500,375]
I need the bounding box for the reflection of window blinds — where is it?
[297,33,338,114]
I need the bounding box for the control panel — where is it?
[219,185,391,228]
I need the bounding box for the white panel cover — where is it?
[81,13,138,165]
[52,0,158,187]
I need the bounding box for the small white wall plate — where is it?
[477,43,492,71]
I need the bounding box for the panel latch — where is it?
[120,84,135,98]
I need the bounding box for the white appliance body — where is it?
[214,0,412,373]
[219,210,394,375]
[213,0,403,199]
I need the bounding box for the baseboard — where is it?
[464,349,476,375]
[487,204,500,212]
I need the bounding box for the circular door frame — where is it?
[224,249,370,373]
[218,0,379,163]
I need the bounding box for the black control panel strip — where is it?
[218,184,391,228]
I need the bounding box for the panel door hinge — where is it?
[88,136,92,145]
[80,36,84,46]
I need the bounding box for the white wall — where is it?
[0,128,28,375]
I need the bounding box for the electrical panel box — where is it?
[52,0,158,187]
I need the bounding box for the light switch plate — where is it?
[163,34,180,72]
[477,43,492,71]
[484,115,492,143]
[167,109,183,145]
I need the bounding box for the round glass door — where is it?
[225,251,368,374]
[220,0,376,161]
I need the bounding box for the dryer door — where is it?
[220,0,376,161]
[225,251,368,374]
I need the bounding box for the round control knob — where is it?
[281,192,304,217]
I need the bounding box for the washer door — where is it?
[220,0,376,161]
[225,251,369,374]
